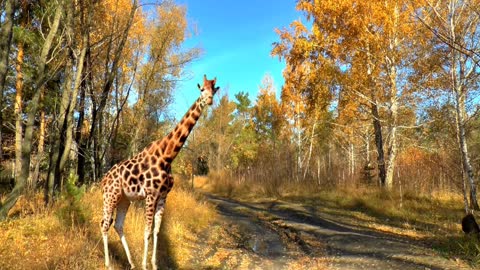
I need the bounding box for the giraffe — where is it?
[100,75,219,270]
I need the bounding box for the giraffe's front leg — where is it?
[151,198,165,270]
[142,195,156,270]
[101,194,116,270]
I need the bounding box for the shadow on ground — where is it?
[205,194,471,270]
[91,216,177,270]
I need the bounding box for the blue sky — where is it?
[171,0,301,118]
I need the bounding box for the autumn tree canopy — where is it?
[1,0,480,216]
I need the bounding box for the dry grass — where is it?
[305,188,480,266]
[0,191,103,270]
[2,173,479,268]
[205,176,465,237]
[311,187,464,236]
[0,178,218,270]
[199,171,279,198]
[202,173,480,266]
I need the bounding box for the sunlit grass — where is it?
[0,178,218,269]
[312,187,464,236]
[2,174,479,268]
[0,191,103,269]
[202,174,480,267]
[314,188,479,267]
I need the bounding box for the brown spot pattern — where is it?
[101,75,218,250]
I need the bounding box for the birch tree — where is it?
[418,0,480,210]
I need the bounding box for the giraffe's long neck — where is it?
[160,96,207,162]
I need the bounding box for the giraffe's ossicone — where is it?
[101,75,219,270]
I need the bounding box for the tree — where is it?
[253,74,283,148]
[84,0,139,182]
[230,92,257,172]
[0,0,15,159]
[0,0,64,220]
[273,0,421,188]
[129,2,201,155]
[13,0,30,186]
[0,0,199,217]
[44,0,90,202]
[202,94,237,170]
[417,0,480,210]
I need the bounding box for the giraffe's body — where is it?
[101,75,219,270]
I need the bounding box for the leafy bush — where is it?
[55,173,89,227]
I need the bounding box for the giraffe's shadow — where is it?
[108,243,132,269]
[107,226,178,270]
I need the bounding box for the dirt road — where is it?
[189,194,471,270]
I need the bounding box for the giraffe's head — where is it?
[197,74,219,105]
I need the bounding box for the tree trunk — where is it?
[1,3,63,218]
[364,127,371,164]
[110,54,136,165]
[58,4,89,180]
[349,143,355,176]
[385,73,398,189]
[384,2,399,190]
[366,43,386,187]
[46,35,74,199]
[302,122,316,181]
[76,75,87,185]
[47,0,90,200]
[31,89,46,188]
[14,36,25,181]
[130,98,145,156]
[385,99,398,190]
[0,0,15,160]
[455,87,479,210]
[87,0,137,180]
[76,36,92,185]
[371,100,386,186]
[13,0,31,186]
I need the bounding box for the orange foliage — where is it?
[397,147,431,168]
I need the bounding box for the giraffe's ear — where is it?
[214,86,220,93]
[197,83,202,90]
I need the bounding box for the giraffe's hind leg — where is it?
[101,185,122,269]
[142,195,156,270]
[114,197,135,269]
[151,198,165,270]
